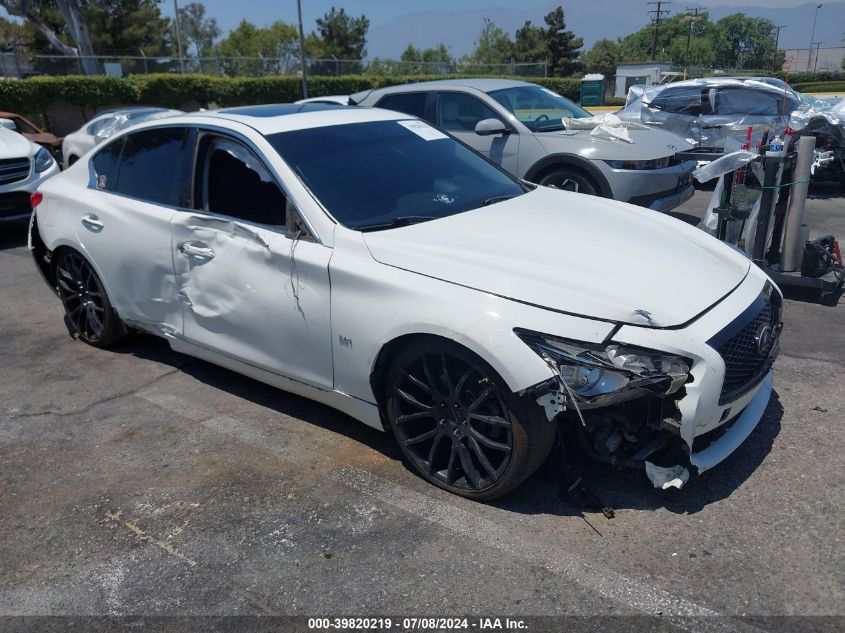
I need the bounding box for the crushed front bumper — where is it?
[532,270,780,489]
[688,370,772,473]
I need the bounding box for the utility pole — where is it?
[683,7,700,79]
[296,0,309,98]
[772,25,786,72]
[647,1,671,62]
[807,3,822,70]
[172,0,185,73]
[812,41,824,71]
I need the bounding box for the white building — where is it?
[782,47,845,73]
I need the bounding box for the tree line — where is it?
[1,1,830,76]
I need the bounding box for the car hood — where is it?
[362,187,750,327]
[0,127,35,159]
[537,125,694,160]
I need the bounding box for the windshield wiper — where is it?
[356,216,438,232]
[481,195,518,206]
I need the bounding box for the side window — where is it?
[714,89,781,116]
[649,86,706,115]
[115,127,190,206]
[436,93,500,132]
[196,135,286,228]
[375,92,429,120]
[91,137,124,192]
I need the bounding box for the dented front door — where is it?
[170,214,334,390]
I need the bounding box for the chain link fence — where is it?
[1,54,548,78]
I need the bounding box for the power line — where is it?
[647,1,672,61]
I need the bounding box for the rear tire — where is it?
[537,167,598,196]
[55,249,127,348]
[384,338,556,501]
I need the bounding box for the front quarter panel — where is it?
[328,228,616,405]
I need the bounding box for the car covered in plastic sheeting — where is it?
[30,104,781,499]
[618,77,845,184]
[352,79,696,213]
[61,107,183,169]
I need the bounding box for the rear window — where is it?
[649,86,707,115]
[375,93,429,119]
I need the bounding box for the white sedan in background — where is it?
[0,126,59,222]
[30,104,780,499]
[61,107,182,169]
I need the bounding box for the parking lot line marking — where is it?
[334,467,766,633]
[105,509,281,615]
[137,389,764,631]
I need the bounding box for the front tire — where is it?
[385,339,556,500]
[55,249,127,348]
[537,167,598,195]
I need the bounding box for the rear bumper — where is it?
[0,191,33,221]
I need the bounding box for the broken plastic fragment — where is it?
[644,461,690,490]
[536,391,566,420]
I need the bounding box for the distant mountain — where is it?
[366,1,845,60]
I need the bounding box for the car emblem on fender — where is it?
[754,324,772,354]
[666,144,678,151]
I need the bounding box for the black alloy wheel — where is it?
[56,249,126,347]
[538,167,598,195]
[386,339,556,500]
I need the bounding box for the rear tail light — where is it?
[30,192,43,209]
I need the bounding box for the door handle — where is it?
[81,214,103,232]
[178,241,215,260]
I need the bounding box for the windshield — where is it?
[268,120,525,231]
[488,85,592,132]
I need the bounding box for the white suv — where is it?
[0,126,60,223]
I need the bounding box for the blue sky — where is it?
[1,1,839,59]
[173,0,818,34]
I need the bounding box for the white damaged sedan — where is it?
[29,104,781,499]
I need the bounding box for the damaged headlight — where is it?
[515,328,691,402]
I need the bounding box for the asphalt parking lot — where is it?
[1,187,843,631]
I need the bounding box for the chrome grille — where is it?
[0,157,31,185]
[710,289,781,403]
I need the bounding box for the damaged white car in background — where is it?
[30,104,781,499]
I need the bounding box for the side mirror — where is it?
[475,118,509,136]
[0,118,16,131]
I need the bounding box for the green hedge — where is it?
[0,73,583,115]
[776,70,845,85]
[791,81,845,94]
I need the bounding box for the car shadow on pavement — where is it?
[111,333,402,460]
[111,334,783,517]
[665,211,701,226]
[498,392,784,517]
[0,219,29,251]
[807,182,845,200]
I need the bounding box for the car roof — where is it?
[351,78,533,103]
[659,77,790,95]
[137,104,410,135]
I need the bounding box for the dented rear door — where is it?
[171,131,334,390]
